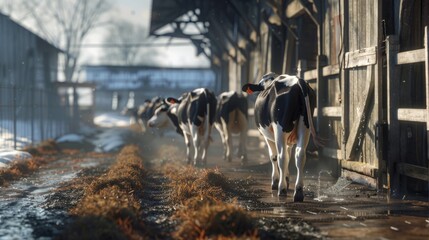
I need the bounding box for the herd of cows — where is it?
[123,72,323,202]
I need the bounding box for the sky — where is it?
[81,0,210,67]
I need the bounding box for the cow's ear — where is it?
[242,83,264,94]
[166,97,180,104]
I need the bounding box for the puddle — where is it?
[0,157,108,239]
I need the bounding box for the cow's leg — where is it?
[201,127,211,166]
[222,119,233,162]
[215,123,228,161]
[294,116,310,202]
[237,111,248,164]
[263,136,279,190]
[183,133,192,164]
[190,124,201,166]
[274,124,291,197]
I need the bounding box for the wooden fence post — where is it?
[424,26,429,191]
[386,35,400,197]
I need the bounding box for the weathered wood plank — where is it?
[342,169,377,188]
[341,159,378,178]
[425,26,429,167]
[397,49,425,65]
[344,46,377,69]
[340,0,349,160]
[397,108,427,122]
[285,0,305,18]
[322,64,340,77]
[397,163,429,181]
[345,65,374,160]
[304,69,317,80]
[321,106,341,117]
[303,65,340,80]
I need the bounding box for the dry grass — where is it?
[0,140,61,186]
[163,164,259,240]
[60,145,151,240]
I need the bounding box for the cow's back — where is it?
[216,92,248,124]
[177,88,217,127]
[255,79,315,133]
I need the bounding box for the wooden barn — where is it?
[149,0,429,196]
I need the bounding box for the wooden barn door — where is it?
[339,0,383,188]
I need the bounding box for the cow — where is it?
[147,101,183,136]
[242,72,323,202]
[121,106,139,125]
[155,88,217,166]
[214,91,248,164]
[137,97,164,133]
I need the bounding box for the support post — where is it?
[386,35,400,198]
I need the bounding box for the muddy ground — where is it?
[0,126,428,239]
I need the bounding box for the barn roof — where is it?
[149,0,260,64]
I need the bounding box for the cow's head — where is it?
[147,103,170,128]
[242,72,277,94]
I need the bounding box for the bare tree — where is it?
[102,20,147,65]
[21,0,112,82]
[101,20,164,66]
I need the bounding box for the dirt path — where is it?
[139,130,429,240]
[0,126,427,239]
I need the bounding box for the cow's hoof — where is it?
[271,179,279,190]
[240,156,248,165]
[279,188,287,197]
[293,187,304,202]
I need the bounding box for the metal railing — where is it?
[0,84,72,150]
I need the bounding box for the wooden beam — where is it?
[342,169,377,188]
[340,0,349,161]
[397,49,426,65]
[397,163,429,181]
[386,35,400,196]
[226,0,257,32]
[304,69,317,80]
[345,66,374,160]
[285,0,305,18]
[322,64,340,77]
[341,159,378,178]
[344,46,377,69]
[397,108,427,122]
[425,26,429,172]
[321,106,341,118]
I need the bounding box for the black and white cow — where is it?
[242,72,322,202]
[214,91,248,164]
[147,101,183,136]
[121,106,139,125]
[138,97,164,133]
[152,88,217,166]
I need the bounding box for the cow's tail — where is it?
[204,90,211,143]
[300,81,326,148]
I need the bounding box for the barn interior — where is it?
[148,0,429,196]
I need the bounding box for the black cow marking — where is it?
[167,88,217,166]
[214,91,248,163]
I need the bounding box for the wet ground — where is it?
[0,126,428,239]
[148,130,429,240]
[0,154,114,239]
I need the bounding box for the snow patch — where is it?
[56,134,85,143]
[0,150,32,169]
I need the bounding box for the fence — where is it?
[0,84,72,150]
[386,26,429,194]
